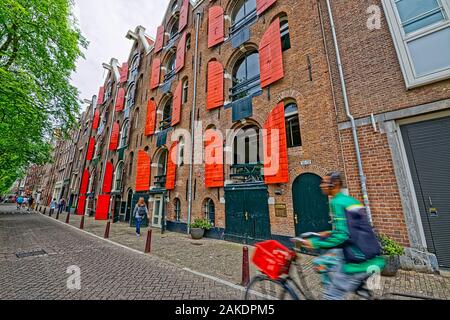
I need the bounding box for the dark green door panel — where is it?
[224,183,271,244]
[292,173,331,236]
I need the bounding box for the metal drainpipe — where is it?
[325,0,373,224]
[187,11,202,235]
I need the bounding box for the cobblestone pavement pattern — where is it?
[0,205,243,300]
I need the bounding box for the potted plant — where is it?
[379,234,404,276]
[190,218,212,240]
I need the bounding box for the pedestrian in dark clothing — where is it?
[133,197,149,236]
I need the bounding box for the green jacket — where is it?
[310,192,385,274]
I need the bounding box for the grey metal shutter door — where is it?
[401,116,450,268]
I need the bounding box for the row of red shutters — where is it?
[135,101,289,191]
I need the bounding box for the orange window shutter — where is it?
[172,82,182,126]
[259,17,284,88]
[179,0,189,32]
[205,130,224,188]
[150,58,161,90]
[206,61,224,110]
[256,0,277,15]
[86,137,95,161]
[120,62,129,83]
[263,102,289,184]
[109,123,120,150]
[115,88,125,111]
[208,6,224,48]
[102,162,114,194]
[97,86,105,104]
[176,32,187,73]
[95,194,110,220]
[165,142,178,190]
[76,195,86,215]
[80,169,89,195]
[145,99,157,136]
[92,109,100,129]
[135,150,151,191]
[155,25,165,53]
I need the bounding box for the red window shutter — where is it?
[165,142,178,190]
[86,137,95,161]
[97,86,105,104]
[206,61,224,110]
[92,109,100,129]
[145,99,157,136]
[135,150,151,191]
[95,194,110,220]
[150,58,161,89]
[259,17,284,88]
[120,62,129,83]
[171,82,182,126]
[256,0,277,15]
[115,88,125,111]
[109,122,120,150]
[263,102,289,184]
[80,169,89,195]
[155,25,165,53]
[176,32,187,73]
[179,0,189,32]
[102,162,114,193]
[76,195,86,215]
[205,129,224,188]
[208,6,224,48]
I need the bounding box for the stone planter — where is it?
[190,228,205,240]
[381,255,400,277]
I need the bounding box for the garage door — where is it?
[401,116,450,268]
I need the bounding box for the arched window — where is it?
[231,50,261,100]
[168,15,180,40]
[203,198,215,226]
[182,79,189,103]
[129,53,140,83]
[186,33,191,50]
[125,83,136,109]
[178,137,185,166]
[94,139,101,159]
[119,121,129,148]
[280,15,291,51]
[171,0,178,13]
[88,170,95,193]
[128,152,134,175]
[233,125,261,165]
[232,0,257,28]
[134,108,140,129]
[165,52,177,81]
[285,102,302,148]
[174,198,181,221]
[113,162,124,192]
[160,97,173,130]
[155,148,168,188]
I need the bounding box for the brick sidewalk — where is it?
[37,206,450,300]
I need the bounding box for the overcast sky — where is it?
[71,0,169,110]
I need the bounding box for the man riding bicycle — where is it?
[298,171,385,300]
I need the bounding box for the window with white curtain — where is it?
[382,0,450,88]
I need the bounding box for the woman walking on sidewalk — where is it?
[133,197,148,237]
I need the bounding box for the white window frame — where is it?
[382,0,450,88]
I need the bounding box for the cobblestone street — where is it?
[2,204,450,300]
[0,205,243,300]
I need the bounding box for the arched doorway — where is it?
[292,173,331,236]
[125,189,133,222]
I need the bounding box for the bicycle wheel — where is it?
[244,275,300,300]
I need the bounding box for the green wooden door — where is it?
[292,173,330,236]
[225,184,271,244]
[130,193,149,227]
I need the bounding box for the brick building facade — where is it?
[28,0,450,271]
